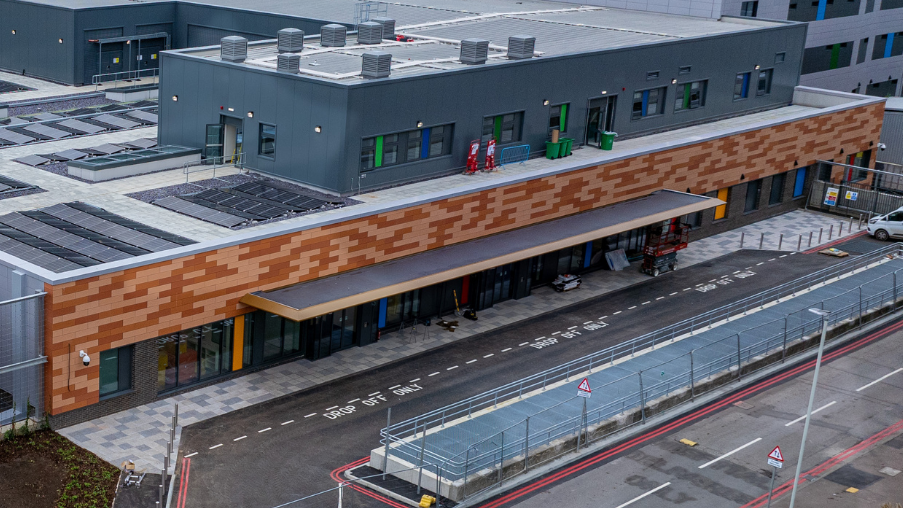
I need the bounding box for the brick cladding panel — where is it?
[44,103,884,414]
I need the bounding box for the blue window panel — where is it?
[886,33,895,59]
[583,242,593,268]
[816,0,827,20]
[421,127,431,159]
[793,167,806,197]
[742,73,750,98]
[378,298,387,328]
[641,90,650,116]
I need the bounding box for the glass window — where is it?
[549,104,569,133]
[745,180,762,212]
[793,167,807,197]
[263,312,284,361]
[770,173,786,205]
[857,38,869,64]
[406,130,422,162]
[382,134,399,165]
[734,73,751,100]
[741,0,758,16]
[243,313,254,368]
[674,80,706,111]
[429,125,449,157]
[360,125,453,170]
[284,320,301,354]
[156,318,236,393]
[756,69,773,96]
[483,113,524,144]
[178,330,200,386]
[361,138,376,170]
[632,87,666,119]
[158,335,178,391]
[258,124,276,157]
[99,346,131,397]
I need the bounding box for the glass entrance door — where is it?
[204,124,224,159]
[585,97,616,147]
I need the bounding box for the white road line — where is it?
[347,398,361,404]
[641,301,651,305]
[281,420,294,426]
[466,359,477,364]
[568,326,578,330]
[368,391,381,397]
[484,354,494,358]
[613,311,622,315]
[258,427,271,433]
[856,368,903,392]
[535,336,546,340]
[698,437,762,469]
[615,482,672,508]
[209,444,223,450]
[304,413,317,418]
[584,321,594,325]
[388,385,401,390]
[447,366,459,371]
[409,378,421,383]
[683,288,692,291]
[709,279,717,282]
[502,348,512,352]
[779,254,787,258]
[519,342,529,346]
[745,266,752,269]
[721,275,730,278]
[669,292,678,296]
[756,262,764,266]
[234,436,247,442]
[768,258,776,262]
[628,306,637,310]
[656,297,665,300]
[552,331,561,335]
[325,406,339,411]
[429,372,440,376]
[790,252,797,256]
[785,401,837,426]
[733,270,741,274]
[599,316,608,320]
[184,452,198,458]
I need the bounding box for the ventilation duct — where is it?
[371,17,395,39]
[277,53,300,73]
[277,28,304,53]
[507,35,535,60]
[362,51,391,78]
[460,38,489,65]
[220,36,248,62]
[357,22,383,45]
[321,24,347,47]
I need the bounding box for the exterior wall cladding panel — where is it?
[159,25,808,194]
[0,0,76,84]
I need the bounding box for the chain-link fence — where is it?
[377,244,903,503]
[0,292,45,428]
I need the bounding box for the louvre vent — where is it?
[321,24,347,47]
[361,51,391,79]
[460,38,489,65]
[220,36,248,62]
[507,35,535,60]
[357,22,383,45]
[277,53,300,73]
[371,17,395,39]
[277,28,304,53]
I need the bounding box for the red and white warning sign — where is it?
[767,446,784,468]
[577,378,592,398]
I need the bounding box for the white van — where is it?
[867,207,903,241]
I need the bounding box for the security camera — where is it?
[79,350,90,367]
[878,143,887,151]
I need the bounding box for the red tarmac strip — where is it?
[177,457,191,508]
[802,230,867,254]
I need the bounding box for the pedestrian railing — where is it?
[92,68,160,89]
[499,145,530,166]
[182,153,245,183]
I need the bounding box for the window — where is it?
[482,112,524,144]
[734,72,751,100]
[99,346,132,397]
[258,124,276,157]
[745,179,762,212]
[756,69,773,96]
[775,52,786,64]
[857,38,869,64]
[679,66,692,74]
[769,173,786,205]
[361,124,454,171]
[632,87,666,119]
[674,80,706,111]
[157,319,234,392]
[684,211,703,229]
[549,103,569,133]
[802,42,852,74]
[793,166,807,198]
[873,33,903,60]
[646,70,660,80]
[714,188,729,220]
[741,0,759,16]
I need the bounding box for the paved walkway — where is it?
[57,207,868,473]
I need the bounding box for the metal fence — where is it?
[500,145,531,166]
[378,244,903,502]
[808,178,903,217]
[92,68,160,88]
[0,293,45,427]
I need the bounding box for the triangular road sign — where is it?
[577,378,592,393]
[768,446,784,462]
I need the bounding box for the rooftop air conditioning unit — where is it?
[277,53,300,73]
[507,35,535,60]
[321,24,347,47]
[460,38,489,65]
[362,51,391,78]
[220,36,248,62]
[357,22,383,45]
[277,28,304,53]
[371,17,395,39]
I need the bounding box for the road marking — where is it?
[599,316,608,320]
[768,258,776,262]
[568,326,578,330]
[258,427,271,433]
[388,385,401,390]
[519,342,529,346]
[281,420,294,426]
[347,398,360,404]
[209,444,223,450]
[535,337,546,341]
[368,391,381,397]
[326,406,339,411]
[409,378,421,383]
[502,348,512,352]
[709,279,717,282]
[669,292,678,296]
[656,297,665,300]
[613,311,622,315]
[552,331,561,335]
[615,482,672,508]
[779,254,787,258]
[447,366,459,371]
[484,354,494,358]
[756,262,764,266]
[304,413,317,418]
[683,288,692,291]
[184,452,198,458]
[429,372,440,376]
[698,437,762,469]
[628,306,637,310]
[584,321,594,325]
[733,270,741,274]
[234,436,247,442]
[785,401,837,426]
[641,301,651,305]
[466,359,477,364]
[856,368,903,391]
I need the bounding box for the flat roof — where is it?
[241,190,719,321]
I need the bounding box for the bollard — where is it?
[797,234,802,251]
[778,234,783,251]
[828,224,833,240]
[809,231,813,247]
[818,228,823,244]
[759,232,764,249]
[859,214,863,229]
[849,216,853,233]
[740,232,745,248]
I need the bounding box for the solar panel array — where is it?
[0,80,33,93]
[152,182,329,228]
[0,202,196,273]
[0,101,157,146]
[0,175,38,194]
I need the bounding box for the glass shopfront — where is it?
[157,319,234,392]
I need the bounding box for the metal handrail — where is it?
[92,68,160,88]
[183,153,246,182]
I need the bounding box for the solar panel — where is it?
[0,128,35,144]
[52,149,89,161]
[0,175,35,190]
[5,117,28,126]
[14,155,50,167]
[22,123,71,139]
[228,182,327,211]
[86,143,125,155]
[64,108,98,117]
[93,114,139,130]
[42,204,184,252]
[192,189,290,219]
[0,233,84,273]
[20,211,151,256]
[65,202,197,246]
[99,104,128,112]
[153,196,246,228]
[130,101,158,108]
[57,119,106,134]
[32,113,63,121]
[0,224,100,266]
[0,213,131,263]
[122,138,157,149]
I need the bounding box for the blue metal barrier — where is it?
[500,144,530,166]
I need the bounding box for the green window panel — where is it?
[493,116,502,142]
[559,104,568,131]
[375,135,384,168]
[829,43,841,69]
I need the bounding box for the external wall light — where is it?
[247,111,254,118]
[754,64,761,70]
[601,90,607,95]
[671,78,677,84]
[58,38,64,44]
[227,107,234,112]
[172,95,178,102]
[542,99,549,106]
[11,30,16,35]
[416,121,423,128]
[126,40,131,45]
[314,126,322,133]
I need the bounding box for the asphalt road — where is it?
[173,248,857,508]
[492,309,903,508]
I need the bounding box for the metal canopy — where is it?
[241,190,721,321]
[90,32,170,45]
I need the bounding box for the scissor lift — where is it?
[642,222,689,276]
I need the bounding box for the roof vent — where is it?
[362,51,391,78]
[277,53,300,73]
[277,28,304,53]
[460,38,489,65]
[357,21,383,45]
[321,24,347,47]
[507,35,535,60]
[220,36,248,62]
[371,17,395,39]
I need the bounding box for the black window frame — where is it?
[548,103,570,134]
[741,0,759,16]
[734,72,751,100]
[631,86,667,120]
[258,123,276,159]
[674,79,707,112]
[360,123,455,172]
[99,345,132,398]
[775,52,786,64]
[756,68,774,96]
[745,179,763,212]
[482,111,525,145]
[769,173,786,205]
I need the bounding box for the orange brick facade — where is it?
[45,102,884,415]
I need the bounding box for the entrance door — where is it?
[100,47,124,76]
[221,115,243,163]
[204,124,224,159]
[137,39,164,71]
[585,96,616,147]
